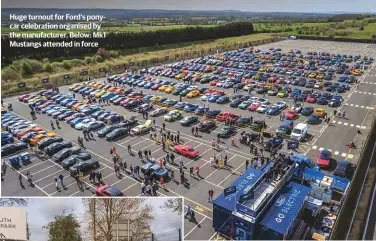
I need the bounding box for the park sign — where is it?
[63,74,70,79]
[0,207,27,240]
[81,70,88,76]
[18,82,26,89]
[41,77,49,84]
[99,67,106,72]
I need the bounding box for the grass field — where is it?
[2,33,277,95]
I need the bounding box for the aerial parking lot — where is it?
[1,39,376,240]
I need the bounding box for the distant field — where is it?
[1,24,217,35]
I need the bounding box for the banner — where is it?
[18,82,26,89]
[224,186,236,197]
[99,68,106,72]
[287,141,299,150]
[63,74,70,79]
[81,70,88,76]
[0,207,27,240]
[41,78,49,84]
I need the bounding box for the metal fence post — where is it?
[178,229,182,241]
[151,233,154,241]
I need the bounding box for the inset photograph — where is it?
[0,197,183,241]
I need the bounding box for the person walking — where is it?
[50,120,55,130]
[160,176,165,188]
[56,119,60,129]
[152,183,158,196]
[195,166,200,177]
[141,182,146,194]
[185,204,192,219]
[59,174,64,187]
[127,144,132,154]
[245,159,249,169]
[189,167,194,176]
[54,177,59,189]
[170,153,175,164]
[208,189,214,202]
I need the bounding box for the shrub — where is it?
[43,62,53,72]
[109,50,120,58]
[94,55,104,63]
[1,67,20,81]
[62,60,72,70]
[71,59,86,66]
[84,56,93,64]
[359,26,364,31]
[21,61,33,76]
[26,59,43,73]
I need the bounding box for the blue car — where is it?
[174,102,188,109]
[206,109,221,117]
[141,163,168,179]
[66,100,79,108]
[1,132,14,145]
[144,82,155,89]
[301,106,314,116]
[195,106,209,115]
[307,114,320,124]
[142,95,154,103]
[317,97,328,105]
[208,94,222,103]
[104,114,123,123]
[101,92,116,100]
[229,99,242,108]
[266,106,280,116]
[216,96,230,104]
[184,104,199,112]
[70,117,87,127]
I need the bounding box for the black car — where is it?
[97,124,121,138]
[180,116,199,126]
[37,137,64,150]
[198,120,216,132]
[52,146,82,162]
[61,153,92,168]
[105,128,128,141]
[1,142,28,156]
[334,160,353,179]
[250,120,266,131]
[69,159,100,173]
[44,141,73,156]
[218,126,236,137]
[240,131,259,143]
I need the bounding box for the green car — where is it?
[268,88,278,96]
[172,88,184,95]
[277,90,288,98]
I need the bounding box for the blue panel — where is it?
[304,168,350,192]
[260,182,310,236]
[213,168,264,212]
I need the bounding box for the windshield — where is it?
[293,129,302,134]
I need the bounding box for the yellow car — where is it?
[352,70,362,76]
[150,96,162,103]
[93,82,104,88]
[95,90,107,98]
[259,67,267,72]
[264,84,273,90]
[69,84,82,91]
[308,73,316,78]
[314,108,326,117]
[87,82,96,87]
[28,97,41,103]
[175,73,186,79]
[192,72,203,78]
[29,132,56,145]
[164,86,176,93]
[317,74,324,79]
[186,90,200,98]
[158,85,170,92]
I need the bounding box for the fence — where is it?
[1,36,283,97]
[297,35,376,43]
[141,229,182,241]
[330,113,376,240]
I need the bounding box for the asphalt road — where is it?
[1,39,376,241]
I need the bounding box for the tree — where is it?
[160,198,183,215]
[43,211,83,241]
[83,198,153,241]
[0,198,28,206]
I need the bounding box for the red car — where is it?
[228,113,241,123]
[204,89,224,95]
[65,113,85,122]
[306,95,318,103]
[38,101,56,109]
[96,185,124,196]
[285,110,298,120]
[210,80,220,86]
[18,94,30,101]
[248,102,261,111]
[151,84,162,90]
[216,112,231,122]
[174,145,199,158]
[317,149,332,168]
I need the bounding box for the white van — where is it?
[291,123,308,141]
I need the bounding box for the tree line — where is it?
[1,22,254,66]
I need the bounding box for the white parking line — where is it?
[22,161,48,171]
[184,217,207,239]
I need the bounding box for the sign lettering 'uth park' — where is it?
[0,207,27,240]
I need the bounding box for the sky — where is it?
[16,198,181,241]
[2,0,375,13]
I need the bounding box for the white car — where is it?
[275,101,287,110]
[286,71,294,75]
[291,103,303,113]
[46,107,65,115]
[186,85,198,91]
[200,94,211,101]
[249,97,259,103]
[256,104,269,113]
[216,81,226,87]
[74,118,95,130]
[150,107,167,117]
[90,90,100,97]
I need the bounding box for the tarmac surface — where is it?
[1,39,376,240]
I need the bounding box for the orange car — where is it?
[108,87,122,92]
[16,126,44,138]
[29,133,56,145]
[72,100,89,111]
